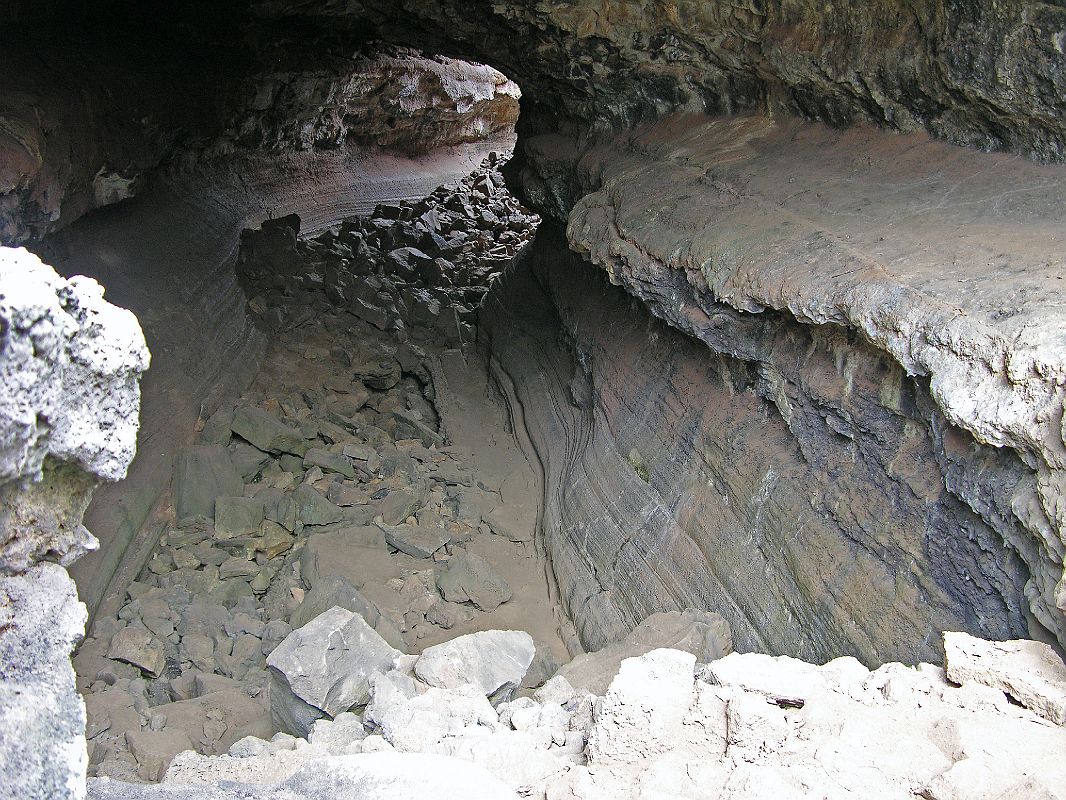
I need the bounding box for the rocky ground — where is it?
[74,156,567,781]
[84,629,1066,800]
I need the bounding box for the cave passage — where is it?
[74,156,584,780]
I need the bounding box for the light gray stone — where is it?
[266,607,401,737]
[435,552,512,612]
[415,630,535,698]
[944,631,1066,725]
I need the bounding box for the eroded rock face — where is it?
[482,226,1038,665]
[215,48,519,155]
[0,246,149,798]
[0,247,149,572]
[253,0,1066,161]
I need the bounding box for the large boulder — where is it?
[414,630,535,698]
[944,631,1066,725]
[554,609,733,695]
[266,607,401,737]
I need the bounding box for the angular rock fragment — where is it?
[435,551,512,611]
[107,627,165,678]
[294,484,345,526]
[266,607,401,737]
[213,496,264,539]
[174,446,243,520]
[232,406,308,456]
[380,523,450,559]
[303,447,356,479]
[289,574,381,630]
[415,630,535,698]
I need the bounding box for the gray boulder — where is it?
[174,446,243,521]
[232,406,308,457]
[435,552,512,611]
[266,607,401,737]
[415,630,535,698]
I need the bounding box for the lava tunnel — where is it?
[2,2,1066,798]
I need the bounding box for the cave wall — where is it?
[484,227,1035,666]
[3,0,1065,656]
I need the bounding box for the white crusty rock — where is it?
[944,630,1066,725]
[266,607,401,737]
[1,246,149,572]
[378,685,500,752]
[554,609,733,695]
[0,564,89,800]
[93,752,520,799]
[414,630,535,698]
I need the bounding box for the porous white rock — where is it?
[0,246,148,486]
[1,246,149,572]
[0,563,89,800]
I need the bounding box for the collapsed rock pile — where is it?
[74,159,550,782]
[237,153,538,341]
[86,627,1066,800]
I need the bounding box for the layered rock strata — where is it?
[483,113,1066,661]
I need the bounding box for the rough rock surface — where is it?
[267,608,401,736]
[554,610,733,695]
[0,564,89,800]
[0,248,149,799]
[414,630,535,697]
[483,225,1039,665]
[541,113,1066,653]
[944,631,1066,725]
[90,753,519,800]
[0,247,149,573]
[80,636,1066,800]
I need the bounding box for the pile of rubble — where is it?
[85,626,1066,800]
[237,153,538,341]
[74,158,550,782]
